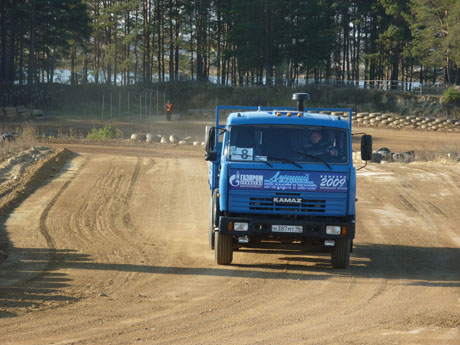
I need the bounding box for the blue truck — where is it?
[205,93,372,268]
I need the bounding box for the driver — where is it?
[304,130,337,157]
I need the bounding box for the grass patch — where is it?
[415,143,460,163]
[86,125,123,140]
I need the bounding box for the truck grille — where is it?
[249,196,326,213]
[229,191,346,216]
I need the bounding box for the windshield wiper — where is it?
[294,151,332,170]
[235,155,273,167]
[254,156,273,167]
[266,156,302,169]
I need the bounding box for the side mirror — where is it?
[205,126,217,161]
[361,134,372,161]
[205,151,217,161]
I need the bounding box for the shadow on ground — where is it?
[0,248,88,318]
[1,242,459,318]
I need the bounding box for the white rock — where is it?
[131,133,146,141]
[169,134,179,143]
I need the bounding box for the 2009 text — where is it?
[320,175,346,188]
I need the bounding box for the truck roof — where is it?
[226,110,350,129]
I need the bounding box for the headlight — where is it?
[234,222,248,231]
[326,225,341,235]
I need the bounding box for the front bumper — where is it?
[218,215,355,240]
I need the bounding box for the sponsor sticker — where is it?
[229,171,264,189]
[229,169,347,193]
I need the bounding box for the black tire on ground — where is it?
[371,152,383,163]
[215,231,233,265]
[376,147,391,153]
[331,239,351,268]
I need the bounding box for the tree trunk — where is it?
[157,0,162,81]
[264,3,273,86]
[27,0,36,85]
[19,24,24,85]
[216,7,221,85]
[125,7,131,85]
[113,13,118,85]
[391,43,400,89]
[83,50,88,84]
[174,4,179,81]
[7,8,17,84]
[0,0,8,84]
[356,21,361,82]
[168,0,173,82]
[420,65,423,86]
[160,0,165,81]
[70,45,76,85]
[143,0,151,82]
[189,7,194,81]
[134,8,139,83]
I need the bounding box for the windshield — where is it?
[228,125,349,164]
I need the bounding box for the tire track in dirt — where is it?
[118,156,142,235]
[0,153,86,316]
[37,156,90,265]
[38,180,72,263]
[1,144,459,345]
[355,163,460,344]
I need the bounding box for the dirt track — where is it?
[0,125,459,344]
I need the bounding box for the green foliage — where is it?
[410,0,460,82]
[86,125,122,140]
[443,88,460,105]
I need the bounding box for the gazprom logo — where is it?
[229,171,263,188]
[229,171,241,187]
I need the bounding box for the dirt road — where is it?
[1,134,459,344]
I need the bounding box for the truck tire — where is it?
[208,196,214,250]
[215,231,233,265]
[331,239,351,268]
[208,189,220,250]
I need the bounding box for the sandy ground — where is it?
[0,120,459,344]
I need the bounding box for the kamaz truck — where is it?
[205,94,372,268]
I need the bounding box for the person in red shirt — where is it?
[165,101,173,121]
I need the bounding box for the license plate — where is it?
[272,225,303,233]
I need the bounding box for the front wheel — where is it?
[208,189,220,250]
[208,196,214,250]
[331,239,351,268]
[215,231,233,265]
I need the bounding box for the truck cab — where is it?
[205,94,372,268]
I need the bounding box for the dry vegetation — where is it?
[0,123,38,160]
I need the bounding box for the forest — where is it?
[1,0,460,88]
